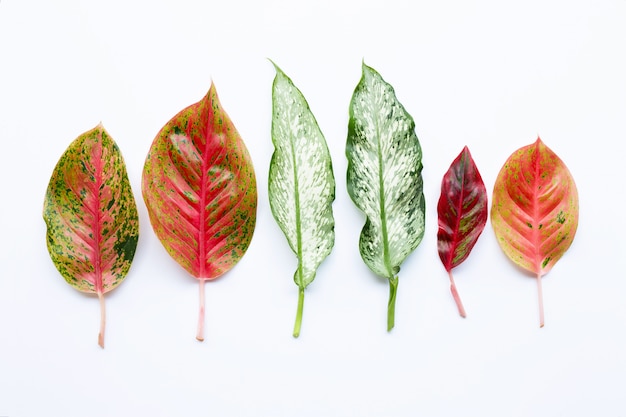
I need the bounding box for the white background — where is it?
[1,0,625,416]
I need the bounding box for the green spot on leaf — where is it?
[114,233,139,263]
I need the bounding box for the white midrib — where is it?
[375,116,392,278]
[288,113,304,288]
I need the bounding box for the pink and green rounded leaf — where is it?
[142,83,257,341]
[491,137,579,326]
[43,124,139,348]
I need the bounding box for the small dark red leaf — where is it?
[437,146,488,317]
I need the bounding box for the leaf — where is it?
[43,124,139,348]
[269,62,335,338]
[491,137,579,327]
[437,146,488,318]
[346,62,425,331]
[142,83,257,341]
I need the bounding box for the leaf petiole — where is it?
[293,287,305,338]
[537,272,545,328]
[387,276,398,331]
[448,270,467,318]
[196,278,207,342]
[98,291,105,349]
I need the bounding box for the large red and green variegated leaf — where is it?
[437,146,487,318]
[43,124,139,348]
[142,83,257,342]
[491,137,579,327]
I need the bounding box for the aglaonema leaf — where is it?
[142,83,257,342]
[43,124,139,348]
[491,137,578,327]
[346,62,425,331]
[269,62,335,338]
[437,146,488,318]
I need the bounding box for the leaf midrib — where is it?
[531,143,542,273]
[287,102,304,288]
[198,108,211,279]
[448,154,467,270]
[374,107,392,279]
[91,137,104,294]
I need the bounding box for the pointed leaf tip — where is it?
[268,58,282,74]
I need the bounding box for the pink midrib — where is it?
[196,109,214,279]
[447,161,467,271]
[90,140,104,295]
[531,142,542,273]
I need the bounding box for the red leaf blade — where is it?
[142,84,257,341]
[437,146,488,270]
[437,146,488,317]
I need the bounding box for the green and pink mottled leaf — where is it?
[437,146,487,318]
[491,137,578,327]
[142,83,257,342]
[43,124,139,348]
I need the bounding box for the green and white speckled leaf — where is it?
[269,62,335,337]
[43,124,139,348]
[346,62,425,331]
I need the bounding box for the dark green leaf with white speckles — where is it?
[43,124,139,348]
[142,83,257,341]
[346,62,425,331]
[491,137,579,327]
[269,62,335,337]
